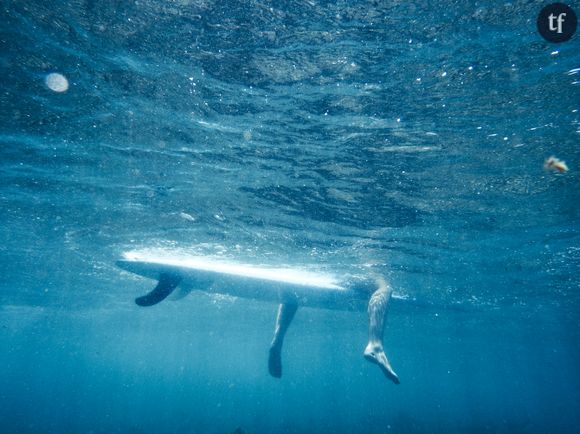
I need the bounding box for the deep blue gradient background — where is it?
[1,1,579,432]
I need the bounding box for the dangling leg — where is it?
[364,278,400,384]
[268,302,298,378]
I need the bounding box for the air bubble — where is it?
[45,73,69,92]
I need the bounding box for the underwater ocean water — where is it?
[1,0,580,432]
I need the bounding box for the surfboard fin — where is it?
[135,273,182,307]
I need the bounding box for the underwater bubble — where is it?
[45,73,69,92]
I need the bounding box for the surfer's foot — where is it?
[268,346,282,378]
[364,343,400,385]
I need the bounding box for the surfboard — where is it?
[116,251,382,310]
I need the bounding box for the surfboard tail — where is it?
[135,273,182,306]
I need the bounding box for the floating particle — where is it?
[179,212,196,222]
[544,156,569,173]
[45,73,69,92]
[243,130,252,141]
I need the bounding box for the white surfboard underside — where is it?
[116,251,382,310]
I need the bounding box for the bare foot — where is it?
[364,344,400,385]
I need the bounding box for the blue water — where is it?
[2,0,580,432]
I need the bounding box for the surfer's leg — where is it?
[268,302,298,378]
[364,278,400,384]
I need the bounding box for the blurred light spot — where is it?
[45,73,69,92]
[180,212,196,222]
[243,131,252,141]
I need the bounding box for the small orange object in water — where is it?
[544,156,569,173]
